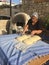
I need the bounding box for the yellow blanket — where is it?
[15,35,41,51]
[23,35,41,45]
[17,35,31,42]
[17,35,41,45]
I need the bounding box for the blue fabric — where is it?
[0,47,10,65]
[0,34,20,42]
[0,34,49,65]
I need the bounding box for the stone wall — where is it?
[0,8,21,16]
[0,1,49,18]
[22,0,49,17]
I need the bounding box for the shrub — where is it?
[41,16,49,30]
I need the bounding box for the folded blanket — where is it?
[17,34,31,42]
[23,35,41,45]
[15,35,41,51]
